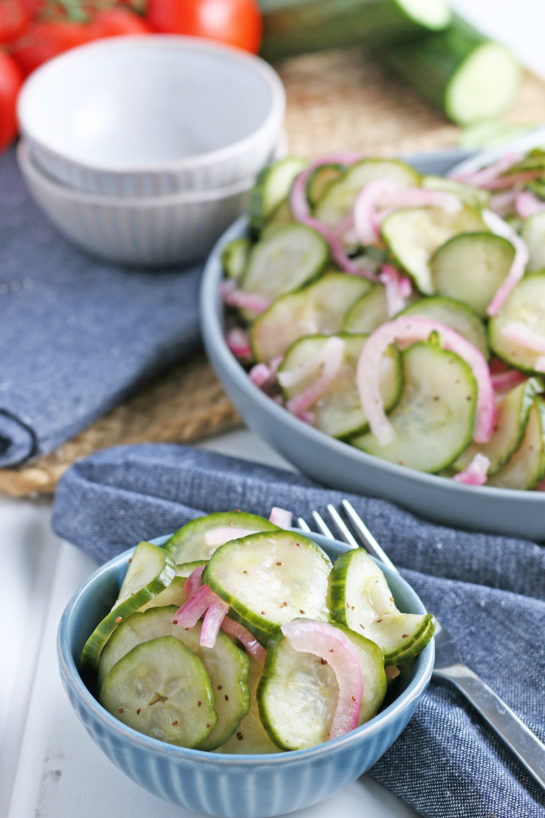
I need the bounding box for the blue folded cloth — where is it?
[0,149,201,467]
[52,443,545,818]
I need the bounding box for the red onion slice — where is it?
[491,369,527,392]
[226,328,252,359]
[204,526,260,547]
[221,281,271,314]
[289,153,362,223]
[183,565,205,598]
[482,210,529,316]
[172,584,218,629]
[357,316,495,446]
[452,453,490,486]
[221,616,267,665]
[201,597,230,648]
[268,507,293,528]
[515,191,545,219]
[281,620,363,739]
[354,179,398,244]
[451,152,521,186]
[379,264,412,317]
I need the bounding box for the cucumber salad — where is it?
[81,509,433,752]
[221,148,545,490]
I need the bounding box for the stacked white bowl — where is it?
[17,35,286,266]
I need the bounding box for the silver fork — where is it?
[298,499,545,790]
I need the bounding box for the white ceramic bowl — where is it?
[17,140,254,267]
[18,35,285,197]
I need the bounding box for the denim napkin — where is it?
[52,443,545,818]
[0,149,202,467]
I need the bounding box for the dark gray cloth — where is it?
[52,443,545,818]
[0,149,201,466]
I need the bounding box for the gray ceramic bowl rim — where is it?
[18,35,285,176]
[57,531,434,766]
[17,141,256,207]
[201,213,545,510]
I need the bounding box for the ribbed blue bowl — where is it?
[58,532,434,818]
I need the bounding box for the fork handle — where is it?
[434,663,545,789]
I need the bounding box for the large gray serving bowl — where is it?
[200,150,545,542]
[57,532,434,818]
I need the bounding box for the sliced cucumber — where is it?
[521,212,545,273]
[307,163,344,208]
[487,398,545,489]
[250,272,372,363]
[314,159,421,230]
[381,204,486,294]
[203,531,332,643]
[422,174,490,208]
[278,334,402,439]
[351,341,477,473]
[504,148,545,175]
[257,622,387,750]
[262,198,295,233]
[342,284,389,333]
[218,655,280,754]
[100,636,216,747]
[176,560,208,578]
[249,157,306,234]
[98,605,250,751]
[241,224,329,300]
[80,541,176,675]
[328,549,433,665]
[221,238,251,282]
[399,296,489,359]
[454,378,542,475]
[165,512,278,564]
[430,232,515,318]
[138,576,188,612]
[488,274,545,372]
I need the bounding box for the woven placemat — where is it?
[3,49,545,497]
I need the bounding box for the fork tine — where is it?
[341,499,399,574]
[297,517,311,532]
[312,511,334,539]
[325,504,359,549]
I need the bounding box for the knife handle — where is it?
[434,663,545,790]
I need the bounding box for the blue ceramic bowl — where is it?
[58,532,434,818]
[199,150,545,542]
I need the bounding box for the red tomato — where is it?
[0,51,23,151]
[10,20,97,76]
[93,8,152,37]
[146,0,262,54]
[0,0,30,44]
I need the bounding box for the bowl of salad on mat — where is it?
[58,510,434,818]
[200,139,545,541]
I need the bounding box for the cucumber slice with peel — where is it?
[488,274,545,373]
[454,378,543,475]
[99,636,216,747]
[165,512,279,564]
[307,163,343,208]
[257,622,387,750]
[80,541,176,675]
[279,334,402,439]
[218,655,280,754]
[98,606,250,751]
[399,296,489,359]
[487,398,545,489]
[249,157,306,234]
[422,174,490,208]
[342,284,389,334]
[176,560,208,578]
[251,272,372,363]
[241,224,330,299]
[203,531,332,643]
[381,204,487,294]
[521,212,545,273]
[351,341,477,473]
[430,232,515,318]
[138,576,188,612]
[221,238,251,282]
[328,549,433,665]
[314,159,421,230]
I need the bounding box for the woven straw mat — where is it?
[3,48,545,497]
